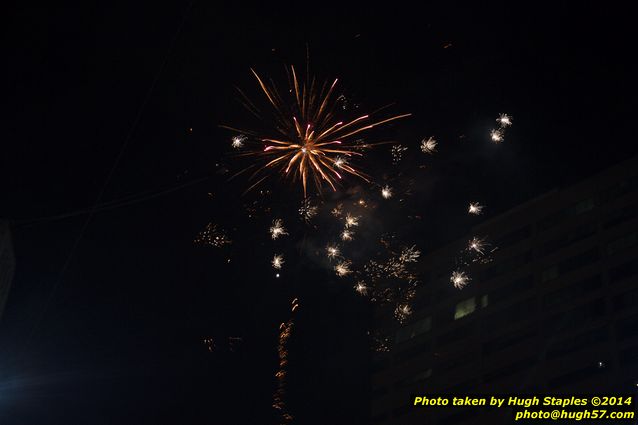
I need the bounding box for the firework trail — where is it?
[273,298,299,424]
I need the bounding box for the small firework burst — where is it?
[341,229,354,241]
[331,203,343,217]
[468,237,485,254]
[368,331,391,352]
[269,219,288,240]
[394,304,412,322]
[399,245,421,263]
[381,185,393,199]
[326,245,340,259]
[345,213,359,228]
[356,198,367,207]
[468,202,484,215]
[231,134,246,149]
[451,270,470,289]
[354,281,368,295]
[194,223,231,247]
[333,156,347,169]
[490,128,504,143]
[391,144,408,165]
[335,260,352,277]
[496,113,512,128]
[420,136,437,154]
[203,337,215,352]
[299,198,318,222]
[272,254,284,269]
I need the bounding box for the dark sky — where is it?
[1,3,635,424]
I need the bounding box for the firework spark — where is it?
[335,260,352,277]
[333,156,347,169]
[399,245,421,263]
[468,202,483,215]
[490,129,504,143]
[345,213,359,228]
[270,219,288,240]
[299,198,318,222]
[341,229,354,241]
[451,270,470,289]
[391,144,408,165]
[354,281,368,295]
[381,185,393,199]
[272,254,284,269]
[225,67,410,195]
[496,113,512,127]
[326,245,340,259]
[394,304,412,322]
[331,203,343,217]
[194,223,231,247]
[420,137,437,154]
[468,237,485,254]
[231,135,246,149]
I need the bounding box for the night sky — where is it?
[1,3,636,424]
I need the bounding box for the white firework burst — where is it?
[496,113,512,128]
[420,137,437,154]
[468,202,483,215]
[272,254,284,269]
[451,270,470,289]
[269,219,288,240]
[231,135,246,149]
[335,261,352,277]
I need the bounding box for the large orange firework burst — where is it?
[224,66,410,196]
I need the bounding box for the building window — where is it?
[454,297,477,320]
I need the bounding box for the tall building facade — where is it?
[0,220,16,321]
[371,157,638,424]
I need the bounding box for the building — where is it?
[371,157,638,424]
[0,220,16,321]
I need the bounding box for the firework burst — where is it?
[381,185,393,199]
[451,270,470,289]
[225,67,410,195]
[326,245,340,259]
[335,260,352,277]
[420,136,437,154]
[272,254,285,269]
[490,128,504,143]
[468,202,484,215]
[496,113,513,127]
[270,219,288,240]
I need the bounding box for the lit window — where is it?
[454,297,477,320]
